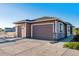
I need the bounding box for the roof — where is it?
[65,22,72,25]
[14,16,72,26]
[14,16,61,24]
[31,16,72,25]
[13,19,32,24]
[32,16,57,21]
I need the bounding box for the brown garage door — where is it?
[32,24,53,40]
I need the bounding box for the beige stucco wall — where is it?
[15,23,27,38]
[26,23,31,38]
[15,24,22,37]
[15,23,31,38]
[21,23,27,38]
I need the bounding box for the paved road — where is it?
[0,39,79,56]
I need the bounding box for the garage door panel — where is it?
[32,24,53,40]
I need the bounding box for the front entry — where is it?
[17,26,22,37]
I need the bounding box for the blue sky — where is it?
[0,3,79,28]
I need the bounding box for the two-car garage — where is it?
[31,23,54,41]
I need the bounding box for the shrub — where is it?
[68,42,75,49]
[74,43,79,50]
[63,42,69,48]
[63,42,79,50]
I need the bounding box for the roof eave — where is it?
[13,19,31,24]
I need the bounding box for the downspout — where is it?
[25,23,27,38]
[54,21,55,41]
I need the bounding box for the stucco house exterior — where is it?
[14,16,73,41]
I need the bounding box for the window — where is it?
[60,23,63,32]
[68,25,70,32]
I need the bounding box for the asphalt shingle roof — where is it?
[14,16,73,26]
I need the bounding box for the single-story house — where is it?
[4,27,15,32]
[14,16,74,41]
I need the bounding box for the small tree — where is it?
[75,28,79,35]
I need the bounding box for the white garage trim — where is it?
[31,22,54,38]
[55,21,58,33]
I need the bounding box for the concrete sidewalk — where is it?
[0,39,78,56]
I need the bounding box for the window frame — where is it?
[60,23,63,32]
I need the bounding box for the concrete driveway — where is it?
[0,39,79,56]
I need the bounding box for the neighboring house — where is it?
[4,27,15,32]
[4,27,16,38]
[14,16,73,41]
